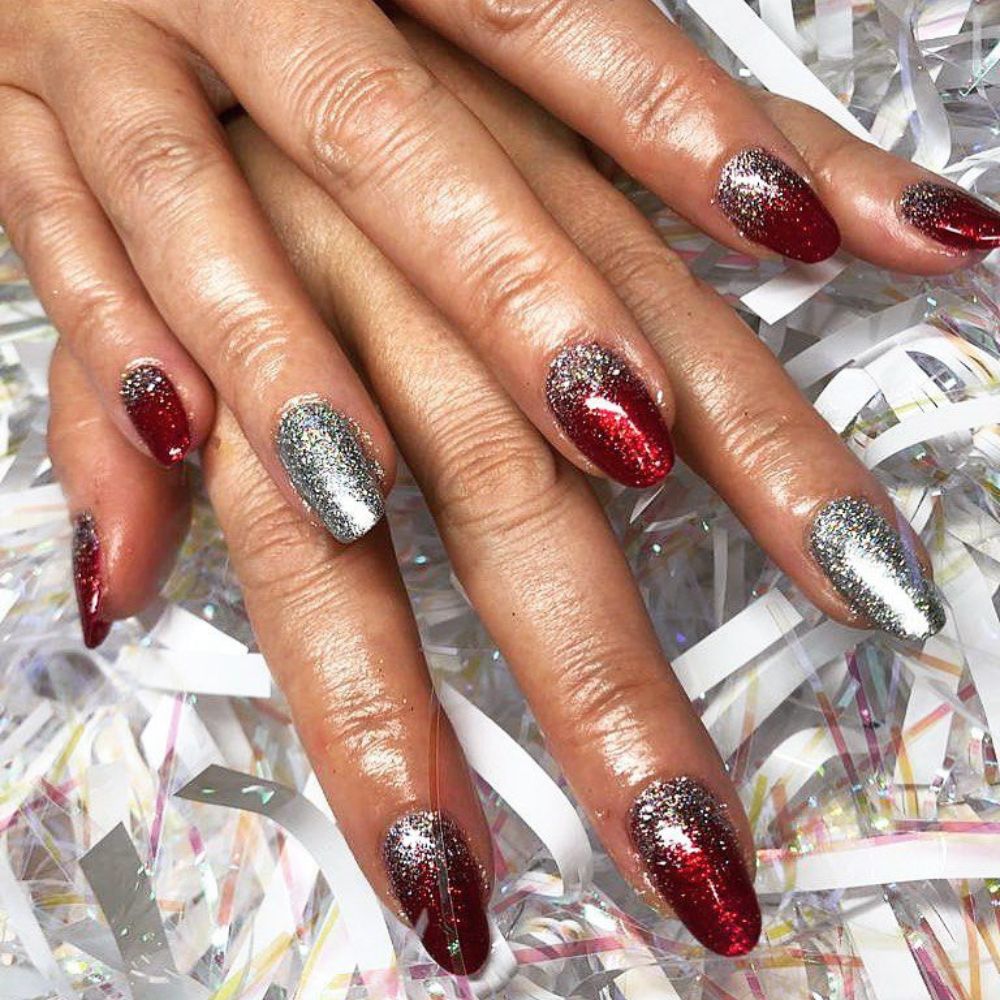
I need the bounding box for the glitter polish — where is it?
[899,182,1000,251]
[716,148,841,263]
[275,399,384,544]
[629,777,761,957]
[810,497,946,641]
[545,343,674,488]
[120,364,191,466]
[382,812,491,975]
[72,513,110,649]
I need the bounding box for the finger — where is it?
[201,404,493,975]
[0,85,208,466]
[393,0,840,263]
[756,91,1000,270]
[230,121,761,957]
[48,344,190,648]
[139,0,677,489]
[434,54,945,639]
[34,19,393,543]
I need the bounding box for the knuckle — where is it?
[294,46,438,185]
[430,396,563,536]
[307,687,413,766]
[466,0,568,36]
[716,397,817,476]
[200,293,293,389]
[621,62,703,149]
[101,116,224,221]
[68,283,131,357]
[1,172,88,257]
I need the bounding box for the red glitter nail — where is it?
[629,777,761,957]
[120,364,191,466]
[716,148,840,263]
[382,812,491,975]
[546,344,674,489]
[72,513,110,649]
[899,182,1000,251]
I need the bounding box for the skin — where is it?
[0,0,986,521]
[48,38,944,955]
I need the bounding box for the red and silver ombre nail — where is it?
[382,811,490,975]
[629,777,761,957]
[72,513,110,649]
[899,182,1000,251]
[716,148,840,263]
[545,343,674,488]
[120,363,191,466]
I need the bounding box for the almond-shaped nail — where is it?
[72,513,110,649]
[546,343,674,488]
[899,182,1000,251]
[120,363,191,466]
[810,497,946,641]
[382,811,491,975]
[716,148,841,263]
[630,777,761,957]
[275,399,384,544]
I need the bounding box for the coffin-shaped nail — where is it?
[275,399,384,544]
[899,182,1000,251]
[810,497,946,640]
[630,777,761,957]
[382,811,491,975]
[120,363,191,466]
[72,512,110,649]
[546,343,674,488]
[716,148,840,263]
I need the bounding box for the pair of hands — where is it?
[8,0,987,978]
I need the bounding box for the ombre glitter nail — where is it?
[382,811,490,975]
[120,363,191,466]
[716,148,841,263]
[545,343,674,488]
[275,399,384,544]
[72,513,110,649]
[810,497,946,641]
[629,777,761,957]
[899,182,1000,251]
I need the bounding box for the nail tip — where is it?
[900,181,1000,250]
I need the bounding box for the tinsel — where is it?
[2,1,1000,997]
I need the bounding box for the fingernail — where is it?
[72,513,110,649]
[810,496,946,640]
[716,147,841,263]
[899,181,1000,251]
[275,399,384,544]
[629,777,761,957]
[382,811,491,975]
[546,343,674,488]
[120,364,191,466]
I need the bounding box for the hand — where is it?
[6,0,998,548]
[48,29,948,973]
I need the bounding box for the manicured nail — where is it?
[382,812,491,975]
[72,513,110,649]
[275,399,384,544]
[810,497,946,640]
[630,777,761,957]
[716,148,841,263]
[120,364,191,466]
[546,343,674,488]
[899,181,1000,251]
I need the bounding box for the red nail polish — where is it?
[717,148,841,263]
[120,364,191,466]
[72,513,110,649]
[546,344,674,488]
[899,182,1000,251]
[630,777,761,957]
[383,812,490,975]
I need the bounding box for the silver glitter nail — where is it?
[275,399,384,544]
[809,497,946,640]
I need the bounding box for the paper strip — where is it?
[741,256,848,324]
[846,893,930,1000]
[439,682,593,897]
[672,590,802,697]
[117,646,271,698]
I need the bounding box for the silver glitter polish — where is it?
[809,497,946,641]
[275,399,384,544]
